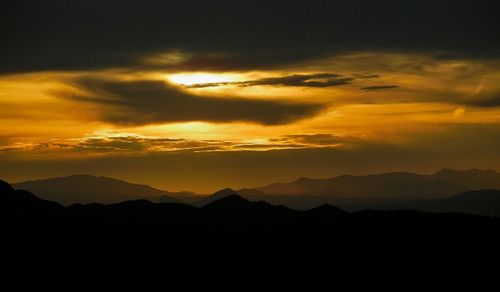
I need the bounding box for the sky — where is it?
[1,0,500,193]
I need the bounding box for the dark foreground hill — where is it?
[234,189,500,216]
[3,179,500,268]
[350,189,500,216]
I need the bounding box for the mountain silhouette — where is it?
[13,174,189,205]
[11,169,500,214]
[235,188,500,217]
[203,194,250,208]
[1,179,62,216]
[432,168,500,189]
[4,178,500,267]
[11,168,500,208]
[306,204,350,217]
[256,169,500,199]
[201,194,296,218]
[0,179,13,192]
[194,188,240,206]
[396,189,500,217]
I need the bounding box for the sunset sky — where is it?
[1,1,500,193]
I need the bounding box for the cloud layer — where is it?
[0,132,353,155]
[68,78,325,126]
[2,1,500,73]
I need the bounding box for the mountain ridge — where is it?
[256,168,500,199]
[4,178,500,266]
[9,168,500,210]
[12,174,189,205]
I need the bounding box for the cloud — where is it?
[186,73,355,88]
[281,134,345,146]
[351,74,381,79]
[2,136,238,154]
[1,132,352,155]
[463,93,500,108]
[66,78,325,125]
[361,85,400,91]
[2,1,500,73]
[452,107,466,118]
[73,136,236,152]
[0,136,26,152]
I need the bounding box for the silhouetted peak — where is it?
[192,188,242,207]
[207,188,240,201]
[213,188,238,196]
[0,180,13,192]
[214,194,248,204]
[203,194,250,209]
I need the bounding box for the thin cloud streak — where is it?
[185,73,356,88]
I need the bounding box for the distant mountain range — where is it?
[12,175,194,205]
[254,168,500,198]
[10,169,500,213]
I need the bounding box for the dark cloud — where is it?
[156,52,328,73]
[351,74,381,79]
[186,73,354,88]
[2,0,500,73]
[186,82,234,89]
[67,79,325,125]
[460,92,500,108]
[412,88,500,108]
[362,85,400,91]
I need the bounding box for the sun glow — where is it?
[168,73,232,86]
